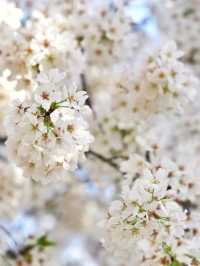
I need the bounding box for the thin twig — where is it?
[87,150,123,175]
[80,73,92,108]
[145,150,151,163]
[0,225,18,249]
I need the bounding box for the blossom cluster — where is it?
[62,0,138,67]
[88,42,198,168]
[130,42,198,116]
[102,154,200,265]
[6,69,93,183]
[0,11,84,92]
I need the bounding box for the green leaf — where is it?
[170,260,182,266]
[163,243,173,257]
[44,116,54,132]
[37,105,46,115]
[162,243,183,266]
[36,235,56,247]
[50,101,59,111]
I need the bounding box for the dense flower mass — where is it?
[102,154,200,265]
[130,41,198,116]
[88,42,198,167]
[0,0,200,265]
[65,0,138,67]
[6,69,93,183]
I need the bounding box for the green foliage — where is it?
[163,243,183,266]
[36,235,56,248]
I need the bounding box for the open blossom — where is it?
[0,10,85,92]
[101,154,200,265]
[5,69,93,184]
[131,41,198,116]
[24,12,85,80]
[121,153,200,205]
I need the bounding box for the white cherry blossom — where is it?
[5,69,93,183]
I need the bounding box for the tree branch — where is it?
[0,136,7,145]
[87,150,123,175]
[0,225,18,249]
[80,73,92,108]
